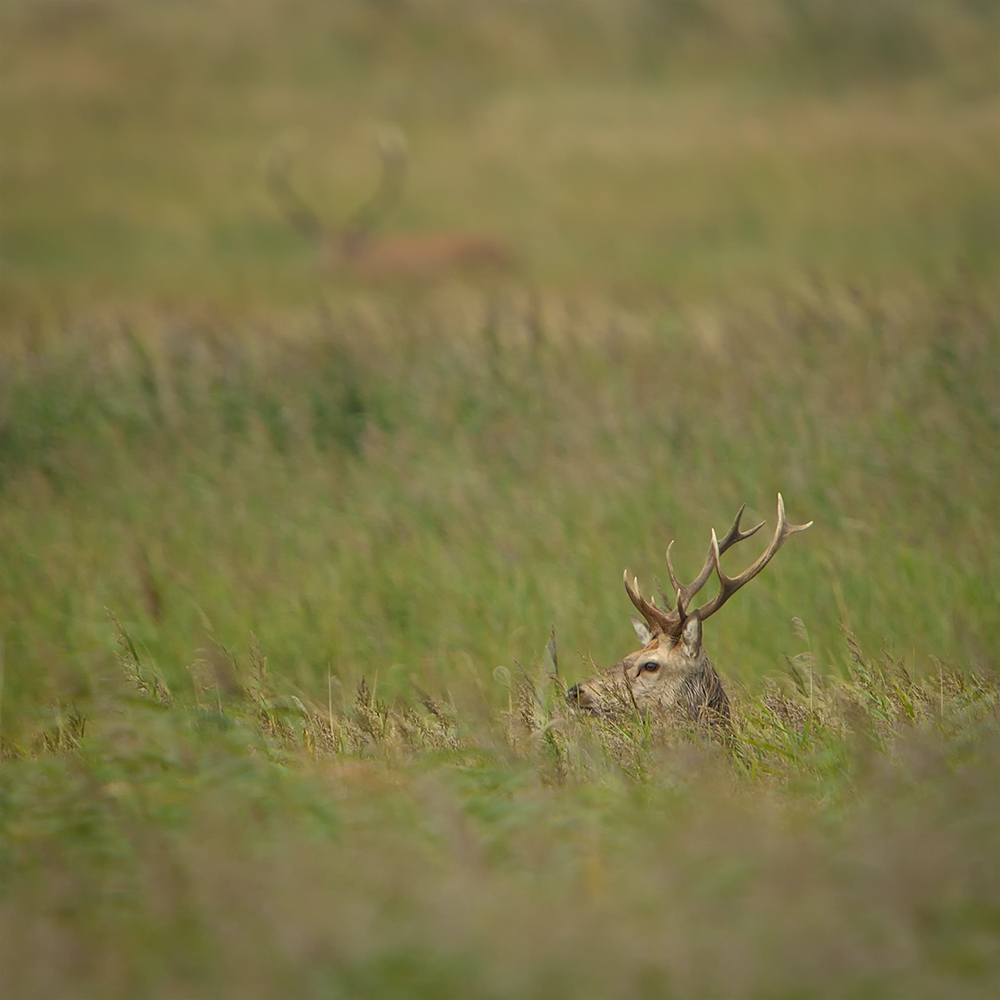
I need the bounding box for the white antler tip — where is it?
[708,527,725,575]
[375,124,408,157]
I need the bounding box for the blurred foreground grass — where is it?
[1,1,999,997]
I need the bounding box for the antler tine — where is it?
[375,124,409,167]
[664,540,686,618]
[665,503,765,616]
[718,502,767,553]
[264,144,325,240]
[345,128,409,239]
[623,570,673,634]
[696,494,813,622]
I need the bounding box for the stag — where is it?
[266,131,515,281]
[566,495,812,729]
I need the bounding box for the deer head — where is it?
[266,129,407,255]
[265,130,514,280]
[566,495,812,728]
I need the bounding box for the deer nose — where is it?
[565,684,585,706]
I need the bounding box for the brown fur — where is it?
[566,617,731,731]
[326,230,515,281]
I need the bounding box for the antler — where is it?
[623,570,674,636]
[695,493,813,622]
[265,146,325,240]
[665,503,764,619]
[623,496,811,636]
[342,127,409,243]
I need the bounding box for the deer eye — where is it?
[641,661,660,674]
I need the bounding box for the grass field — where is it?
[1,1,999,997]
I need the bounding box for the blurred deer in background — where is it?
[566,494,812,730]
[266,129,516,281]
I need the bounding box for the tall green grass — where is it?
[1,284,997,730]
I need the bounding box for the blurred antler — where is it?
[342,125,409,243]
[264,143,325,240]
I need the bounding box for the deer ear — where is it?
[681,614,703,657]
[630,614,653,646]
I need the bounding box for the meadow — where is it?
[1,1,998,997]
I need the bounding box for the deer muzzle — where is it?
[565,682,600,713]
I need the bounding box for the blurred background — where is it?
[1,4,999,996]
[3,0,997,309]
